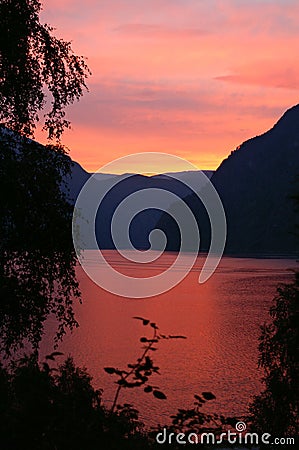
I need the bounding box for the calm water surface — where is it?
[42,251,296,426]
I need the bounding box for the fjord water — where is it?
[42,251,296,426]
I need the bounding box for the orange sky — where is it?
[39,0,299,173]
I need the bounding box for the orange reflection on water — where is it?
[41,252,296,425]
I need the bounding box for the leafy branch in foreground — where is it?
[249,273,299,436]
[104,317,186,413]
[163,392,240,437]
[0,130,81,355]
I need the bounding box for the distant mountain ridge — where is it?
[67,168,213,249]
[66,165,213,202]
[0,125,213,250]
[2,104,298,256]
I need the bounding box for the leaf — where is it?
[194,394,205,403]
[115,369,128,376]
[134,372,144,380]
[144,385,152,393]
[140,337,148,343]
[133,316,149,325]
[202,392,216,400]
[104,367,115,374]
[44,352,64,362]
[127,381,142,388]
[51,351,64,357]
[153,390,167,400]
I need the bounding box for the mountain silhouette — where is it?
[158,105,299,256]
[3,102,298,256]
[72,172,210,249]
[0,124,213,251]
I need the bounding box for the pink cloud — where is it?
[114,23,208,39]
[216,61,299,90]
[38,0,299,172]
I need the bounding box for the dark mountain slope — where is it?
[212,104,299,255]
[158,105,299,256]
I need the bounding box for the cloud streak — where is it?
[40,0,299,172]
[216,60,299,90]
[114,23,208,39]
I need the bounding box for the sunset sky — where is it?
[40,0,299,173]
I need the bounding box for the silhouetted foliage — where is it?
[249,273,299,437]
[168,393,223,433]
[103,318,237,448]
[0,353,152,450]
[0,0,90,354]
[0,322,231,449]
[149,391,242,449]
[105,317,187,413]
[0,0,91,140]
[0,129,80,354]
